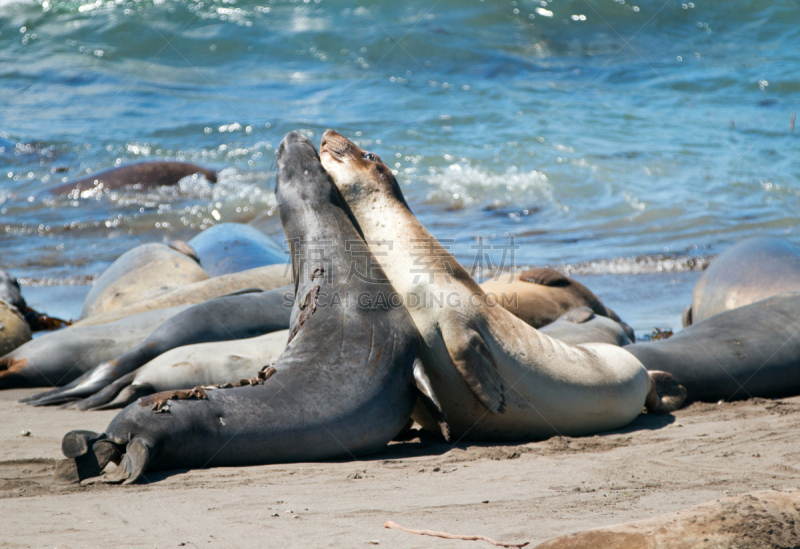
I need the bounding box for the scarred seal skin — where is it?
[80,242,209,320]
[320,130,684,441]
[684,237,800,327]
[43,161,217,197]
[25,285,293,407]
[57,132,446,484]
[187,223,286,276]
[626,292,800,402]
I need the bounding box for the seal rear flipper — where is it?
[442,321,505,415]
[75,372,137,411]
[22,365,97,404]
[114,437,154,485]
[645,370,688,414]
[87,382,156,411]
[27,359,123,407]
[56,430,122,483]
[412,357,450,441]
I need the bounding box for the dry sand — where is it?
[2,388,799,548]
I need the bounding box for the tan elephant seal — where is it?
[320,130,683,441]
[0,300,31,356]
[481,268,623,328]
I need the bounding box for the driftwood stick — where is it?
[383,520,529,548]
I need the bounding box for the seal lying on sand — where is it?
[78,330,290,410]
[481,269,623,328]
[1,305,191,390]
[44,161,217,197]
[187,223,286,276]
[27,285,293,407]
[536,490,800,548]
[0,300,31,356]
[626,292,800,402]
[57,131,446,484]
[320,130,683,441]
[72,264,292,328]
[80,242,208,319]
[539,308,634,346]
[683,237,800,326]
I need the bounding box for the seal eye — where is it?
[364,153,376,162]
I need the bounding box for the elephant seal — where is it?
[0,304,191,390]
[187,223,286,276]
[72,264,292,328]
[0,270,26,312]
[320,130,682,441]
[44,161,217,197]
[626,292,800,402]
[684,237,800,327]
[0,270,70,331]
[0,300,32,356]
[539,308,633,346]
[481,269,623,328]
[29,285,294,407]
[81,242,208,319]
[536,490,800,549]
[79,330,289,410]
[57,131,446,485]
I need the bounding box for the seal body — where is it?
[627,292,800,402]
[685,237,800,326]
[73,263,293,328]
[0,304,190,389]
[81,242,208,319]
[188,223,286,276]
[0,270,26,312]
[44,161,217,197]
[47,285,294,409]
[320,130,673,441]
[0,300,31,357]
[481,269,623,328]
[59,132,446,483]
[85,330,290,410]
[539,307,633,346]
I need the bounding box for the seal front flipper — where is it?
[442,320,505,415]
[644,370,687,414]
[412,357,450,441]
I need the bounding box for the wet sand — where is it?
[2,387,799,548]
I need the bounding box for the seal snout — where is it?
[320,129,351,159]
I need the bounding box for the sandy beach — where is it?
[2,387,799,548]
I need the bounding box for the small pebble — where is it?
[20,430,30,437]
[482,500,489,504]
[365,541,380,545]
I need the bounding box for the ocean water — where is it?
[2,0,799,332]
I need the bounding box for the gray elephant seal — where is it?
[72,263,292,328]
[320,130,683,441]
[57,131,446,485]
[1,304,191,390]
[29,285,294,407]
[81,242,208,319]
[626,292,800,402]
[539,308,633,346]
[187,223,286,276]
[684,237,800,327]
[44,161,217,197]
[481,269,624,328]
[81,330,289,410]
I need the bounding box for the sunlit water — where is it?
[3,0,800,331]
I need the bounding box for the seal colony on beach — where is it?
[319,129,684,441]
[57,132,447,484]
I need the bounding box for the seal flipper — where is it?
[442,320,505,415]
[86,382,156,411]
[520,267,571,287]
[74,372,137,411]
[412,357,450,441]
[645,370,688,414]
[560,307,595,324]
[56,430,121,483]
[113,437,154,485]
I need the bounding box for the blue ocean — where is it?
[2,0,799,333]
